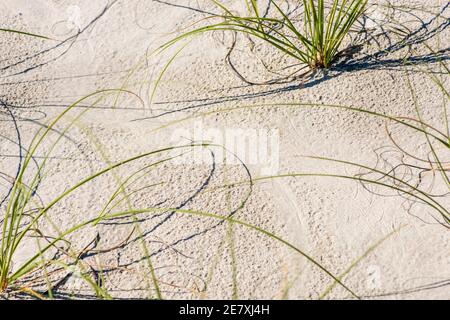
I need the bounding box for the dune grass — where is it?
[147,0,368,104]
[0,90,130,295]
[0,90,360,298]
[0,89,194,297]
[155,0,367,74]
[166,0,367,69]
[3,2,446,299]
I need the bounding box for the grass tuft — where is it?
[157,0,368,70]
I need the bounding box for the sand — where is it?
[0,0,449,299]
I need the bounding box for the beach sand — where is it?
[0,0,448,299]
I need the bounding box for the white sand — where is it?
[0,0,449,299]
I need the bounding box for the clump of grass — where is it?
[158,0,368,70]
[0,90,177,297]
[298,0,368,69]
[0,91,115,295]
[147,0,368,103]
